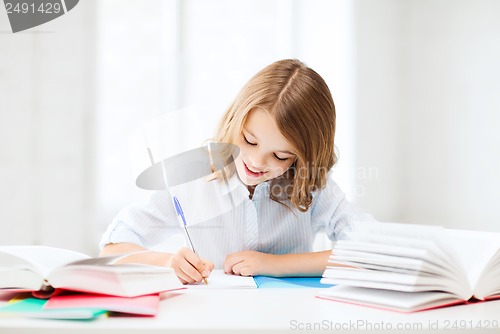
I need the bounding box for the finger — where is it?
[174,248,205,283]
[174,262,199,284]
[239,266,254,277]
[181,248,206,273]
[223,254,244,274]
[231,261,249,276]
[175,268,194,284]
[201,260,215,277]
[178,263,203,283]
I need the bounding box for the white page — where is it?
[318,285,459,312]
[0,246,90,277]
[331,250,435,271]
[323,264,467,298]
[329,258,445,276]
[345,231,455,272]
[186,270,257,289]
[334,241,430,261]
[322,267,445,286]
[439,229,500,291]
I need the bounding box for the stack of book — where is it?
[0,246,183,319]
[318,222,500,312]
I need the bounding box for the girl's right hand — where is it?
[167,247,214,284]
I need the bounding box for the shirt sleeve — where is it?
[99,190,178,249]
[311,175,376,241]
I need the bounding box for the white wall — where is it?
[0,0,97,251]
[401,0,500,231]
[354,0,404,221]
[355,0,500,231]
[1,0,499,255]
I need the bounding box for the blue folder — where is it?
[253,276,334,288]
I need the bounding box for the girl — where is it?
[99,59,372,284]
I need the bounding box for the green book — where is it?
[0,297,106,320]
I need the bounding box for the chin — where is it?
[235,168,255,186]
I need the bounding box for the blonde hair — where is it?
[215,59,337,212]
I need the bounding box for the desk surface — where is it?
[1,288,500,334]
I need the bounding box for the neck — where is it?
[247,185,256,199]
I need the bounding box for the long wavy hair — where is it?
[215,59,337,212]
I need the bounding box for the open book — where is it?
[318,222,500,312]
[0,246,182,297]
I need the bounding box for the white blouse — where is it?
[99,172,373,268]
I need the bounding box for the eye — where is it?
[274,154,289,162]
[243,134,257,146]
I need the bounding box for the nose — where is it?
[248,153,266,169]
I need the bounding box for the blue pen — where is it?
[172,196,208,284]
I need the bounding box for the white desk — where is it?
[1,288,500,334]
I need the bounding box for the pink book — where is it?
[45,292,161,316]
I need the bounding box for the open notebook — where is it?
[186,270,257,289]
[187,270,333,289]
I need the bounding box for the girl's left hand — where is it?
[223,250,277,276]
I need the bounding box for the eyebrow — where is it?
[243,128,296,156]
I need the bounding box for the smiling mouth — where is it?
[243,162,266,178]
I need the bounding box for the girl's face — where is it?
[235,108,297,187]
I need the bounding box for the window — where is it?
[95,0,356,249]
